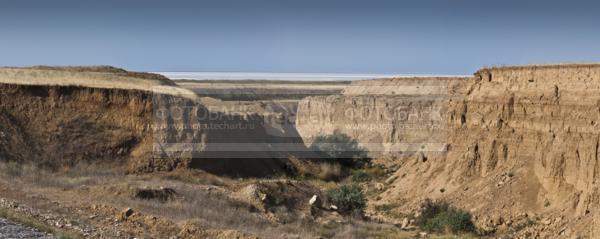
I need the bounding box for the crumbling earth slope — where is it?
[378,64,600,238]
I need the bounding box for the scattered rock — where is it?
[0,218,50,239]
[120,208,134,220]
[385,175,398,184]
[308,195,320,207]
[330,205,338,211]
[554,216,562,223]
[375,183,385,191]
[540,218,552,225]
[258,192,268,202]
[494,216,504,226]
[559,228,571,236]
[400,218,409,229]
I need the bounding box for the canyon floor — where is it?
[0,161,464,239]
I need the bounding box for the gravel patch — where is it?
[0,218,51,239]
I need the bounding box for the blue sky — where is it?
[1,0,600,74]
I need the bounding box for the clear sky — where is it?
[1,0,600,74]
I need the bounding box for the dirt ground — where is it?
[0,162,439,239]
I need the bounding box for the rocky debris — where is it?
[0,198,99,237]
[330,205,338,211]
[385,175,398,185]
[235,180,325,223]
[540,217,552,226]
[308,195,320,207]
[496,172,514,187]
[258,192,268,202]
[0,218,51,239]
[237,180,320,211]
[400,218,409,229]
[120,208,134,220]
[559,228,571,236]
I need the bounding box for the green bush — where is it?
[351,170,371,182]
[417,199,475,233]
[309,133,370,167]
[326,184,366,214]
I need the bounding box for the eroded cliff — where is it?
[296,64,600,238]
[296,77,470,157]
[0,67,310,177]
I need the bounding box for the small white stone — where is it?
[309,195,319,206]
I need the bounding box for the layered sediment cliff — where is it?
[383,65,600,238]
[0,67,309,177]
[296,64,600,237]
[296,77,470,157]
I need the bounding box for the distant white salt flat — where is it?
[153,72,468,81]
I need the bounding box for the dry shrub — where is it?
[417,199,476,234]
[309,133,370,168]
[326,184,366,215]
[317,163,342,181]
[288,156,344,181]
[133,188,178,202]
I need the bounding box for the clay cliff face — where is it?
[0,83,155,169]
[448,65,600,208]
[378,65,600,238]
[296,64,600,237]
[296,77,469,157]
[0,68,310,177]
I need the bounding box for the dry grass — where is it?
[102,178,406,238]
[28,65,174,84]
[0,161,479,238]
[0,162,121,190]
[0,67,197,99]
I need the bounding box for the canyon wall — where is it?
[0,68,310,177]
[378,64,600,238]
[296,77,470,157]
[296,64,600,237]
